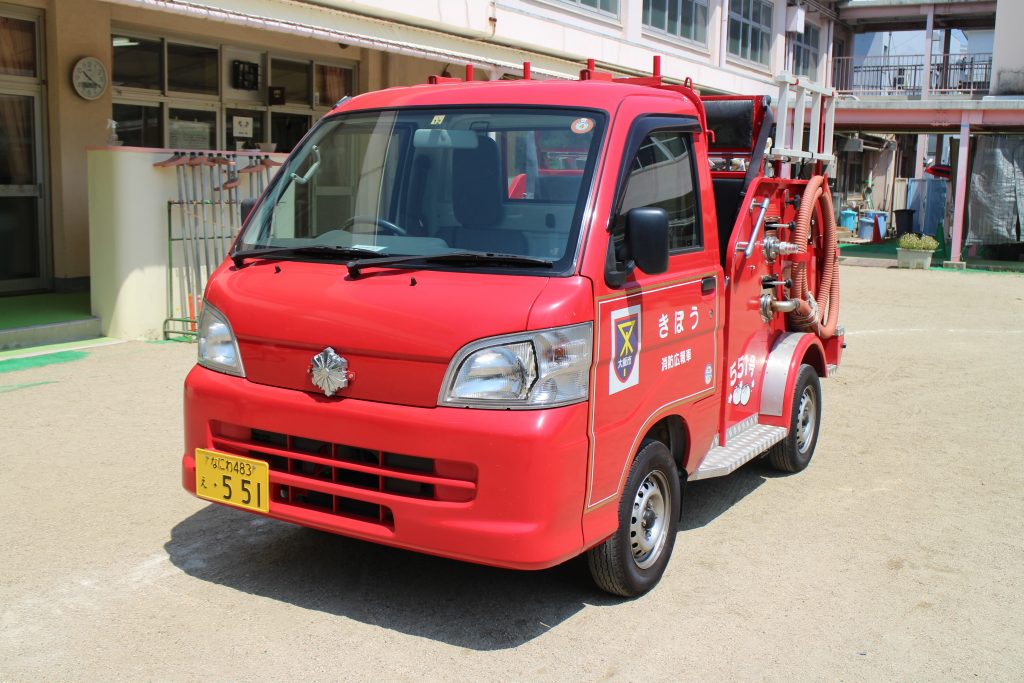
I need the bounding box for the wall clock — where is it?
[72,57,108,101]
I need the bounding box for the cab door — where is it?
[586,120,722,510]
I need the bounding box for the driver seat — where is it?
[447,136,527,255]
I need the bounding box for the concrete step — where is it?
[0,317,103,351]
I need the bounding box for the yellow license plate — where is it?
[195,448,269,513]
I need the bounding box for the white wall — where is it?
[992,0,1024,95]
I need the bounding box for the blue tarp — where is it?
[906,178,947,236]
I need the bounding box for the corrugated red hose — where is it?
[788,175,840,339]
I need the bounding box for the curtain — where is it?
[0,17,36,185]
[317,66,352,106]
[0,17,35,77]
[0,94,32,185]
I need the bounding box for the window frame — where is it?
[553,0,621,21]
[610,116,704,259]
[110,27,356,150]
[641,0,710,48]
[791,22,821,78]
[0,6,43,86]
[727,0,775,68]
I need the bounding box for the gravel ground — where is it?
[1,264,1022,682]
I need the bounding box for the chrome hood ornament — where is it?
[309,347,349,397]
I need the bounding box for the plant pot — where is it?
[896,248,933,269]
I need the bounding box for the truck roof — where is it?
[330,78,702,119]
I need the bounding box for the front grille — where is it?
[211,423,477,528]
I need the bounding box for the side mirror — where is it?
[240,197,258,226]
[626,207,669,275]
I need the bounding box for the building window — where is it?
[559,0,618,16]
[314,64,353,107]
[728,0,773,66]
[110,31,353,150]
[112,103,162,147]
[167,43,219,96]
[643,0,708,45]
[792,24,820,78]
[271,58,311,106]
[112,35,162,90]
[0,15,36,78]
[169,108,217,149]
[270,113,311,153]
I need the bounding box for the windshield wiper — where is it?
[231,245,390,268]
[346,251,553,278]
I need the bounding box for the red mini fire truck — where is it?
[183,59,844,597]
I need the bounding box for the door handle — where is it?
[701,276,716,295]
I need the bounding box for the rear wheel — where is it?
[587,440,680,597]
[767,364,821,473]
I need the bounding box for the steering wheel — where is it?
[341,215,407,236]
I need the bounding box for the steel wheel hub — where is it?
[629,470,670,570]
[796,386,817,453]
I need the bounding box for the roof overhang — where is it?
[99,0,585,80]
[837,0,996,32]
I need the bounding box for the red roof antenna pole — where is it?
[523,61,531,80]
[653,55,661,79]
[465,64,474,81]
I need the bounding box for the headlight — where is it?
[440,323,592,409]
[197,302,245,377]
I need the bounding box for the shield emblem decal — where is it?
[614,314,639,383]
[608,305,642,394]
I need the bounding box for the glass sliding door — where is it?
[0,91,46,292]
[1,13,47,292]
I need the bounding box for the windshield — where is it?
[237,107,607,273]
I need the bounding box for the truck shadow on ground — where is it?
[681,459,782,531]
[165,460,779,650]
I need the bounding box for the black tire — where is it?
[767,364,821,473]
[587,440,680,597]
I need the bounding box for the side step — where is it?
[690,420,787,481]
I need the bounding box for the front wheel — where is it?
[767,364,822,473]
[587,440,680,597]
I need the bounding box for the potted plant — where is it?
[896,233,940,269]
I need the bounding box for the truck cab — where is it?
[183,63,843,597]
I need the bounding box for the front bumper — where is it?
[182,366,590,569]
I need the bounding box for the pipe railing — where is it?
[832,52,992,96]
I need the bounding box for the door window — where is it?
[0,93,40,282]
[617,131,701,252]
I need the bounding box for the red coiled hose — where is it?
[788,175,840,339]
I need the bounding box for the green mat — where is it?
[0,292,92,331]
[839,238,953,263]
[838,240,899,259]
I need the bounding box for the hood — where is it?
[205,260,552,407]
